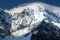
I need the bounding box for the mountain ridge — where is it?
[0,2,60,40]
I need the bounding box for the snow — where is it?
[11,27,31,37]
[2,33,32,40]
[33,30,38,34]
[1,2,60,40]
[52,21,60,28]
[24,33,32,40]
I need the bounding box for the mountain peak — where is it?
[0,2,60,40]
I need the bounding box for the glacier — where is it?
[0,2,60,40]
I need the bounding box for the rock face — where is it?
[0,9,11,39]
[31,20,60,40]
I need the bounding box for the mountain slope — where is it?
[0,2,60,40]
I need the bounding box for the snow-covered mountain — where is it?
[0,2,60,40]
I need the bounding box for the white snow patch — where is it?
[11,27,31,37]
[52,21,60,28]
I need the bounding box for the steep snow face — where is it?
[2,2,60,40]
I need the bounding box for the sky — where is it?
[0,0,60,9]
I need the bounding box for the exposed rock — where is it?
[0,9,11,39]
[31,20,60,40]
